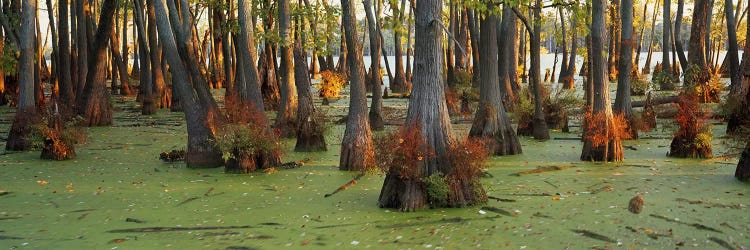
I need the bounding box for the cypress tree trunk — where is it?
[529,0,550,140]
[109,18,131,96]
[75,0,91,103]
[293,40,326,152]
[661,0,672,79]
[633,0,649,75]
[274,0,298,137]
[673,0,689,71]
[726,5,750,134]
[455,8,469,70]
[557,7,568,83]
[688,0,710,70]
[581,0,624,162]
[498,7,517,101]
[390,0,409,94]
[614,0,637,139]
[642,0,659,74]
[364,0,384,131]
[6,0,39,151]
[467,9,480,87]
[77,0,117,127]
[724,0,741,91]
[147,0,167,109]
[154,0,223,167]
[236,0,263,111]
[509,13,520,94]
[379,0,485,211]
[57,0,74,108]
[133,0,154,115]
[339,0,374,171]
[736,141,750,181]
[469,13,522,156]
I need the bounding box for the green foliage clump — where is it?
[651,71,678,91]
[1,42,17,74]
[630,77,650,96]
[694,131,713,150]
[214,124,282,163]
[423,174,449,208]
[683,64,722,103]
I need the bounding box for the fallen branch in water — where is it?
[481,206,513,216]
[708,236,736,250]
[488,196,516,202]
[675,198,744,209]
[0,235,24,240]
[511,166,574,176]
[324,174,364,198]
[571,229,616,243]
[125,218,146,223]
[106,225,252,233]
[649,214,723,233]
[632,95,678,107]
[175,188,224,207]
[701,154,738,163]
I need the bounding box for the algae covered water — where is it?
[1,95,748,249]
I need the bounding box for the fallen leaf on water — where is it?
[37,180,49,185]
[552,196,560,201]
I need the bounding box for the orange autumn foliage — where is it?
[445,138,490,183]
[372,122,434,179]
[317,70,347,99]
[674,93,709,138]
[583,111,632,148]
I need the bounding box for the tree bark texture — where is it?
[469,13,521,156]
[153,0,223,167]
[614,0,636,139]
[364,0,384,131]
[237,0,264,112]
[293,41,327,152]
[57,0,74,107]
[661,0,672,77]
[736,141,750,181]
[581,0,624,162]
[530,1,549,140]
[6,0,39,151]
[689,0,710,70]
[339,0,374,171]
[274,0,298,137]
[77,0,116,127]
[674,0,689,71]
[379,0,483,211]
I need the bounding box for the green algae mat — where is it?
[0,96,748,249]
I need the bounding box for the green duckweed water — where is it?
[0,94,748,250]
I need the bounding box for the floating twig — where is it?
[107,225,253,233]
[708,236,736,250]
[511,166,574,176]
[702,154,738,163]
[649,214,722,233]
[175,196,199,207]
[675,198,744,209]
[125,218,146,223]
[544,180,559,188]
[203,187,215,197]
[324,174,364,198]
[571,229,616,243]
[488,196,516,202]
[0,235,24,240]
[481,206,513,216]
[70,209,96,213]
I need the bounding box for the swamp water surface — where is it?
[1,83,749,250]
